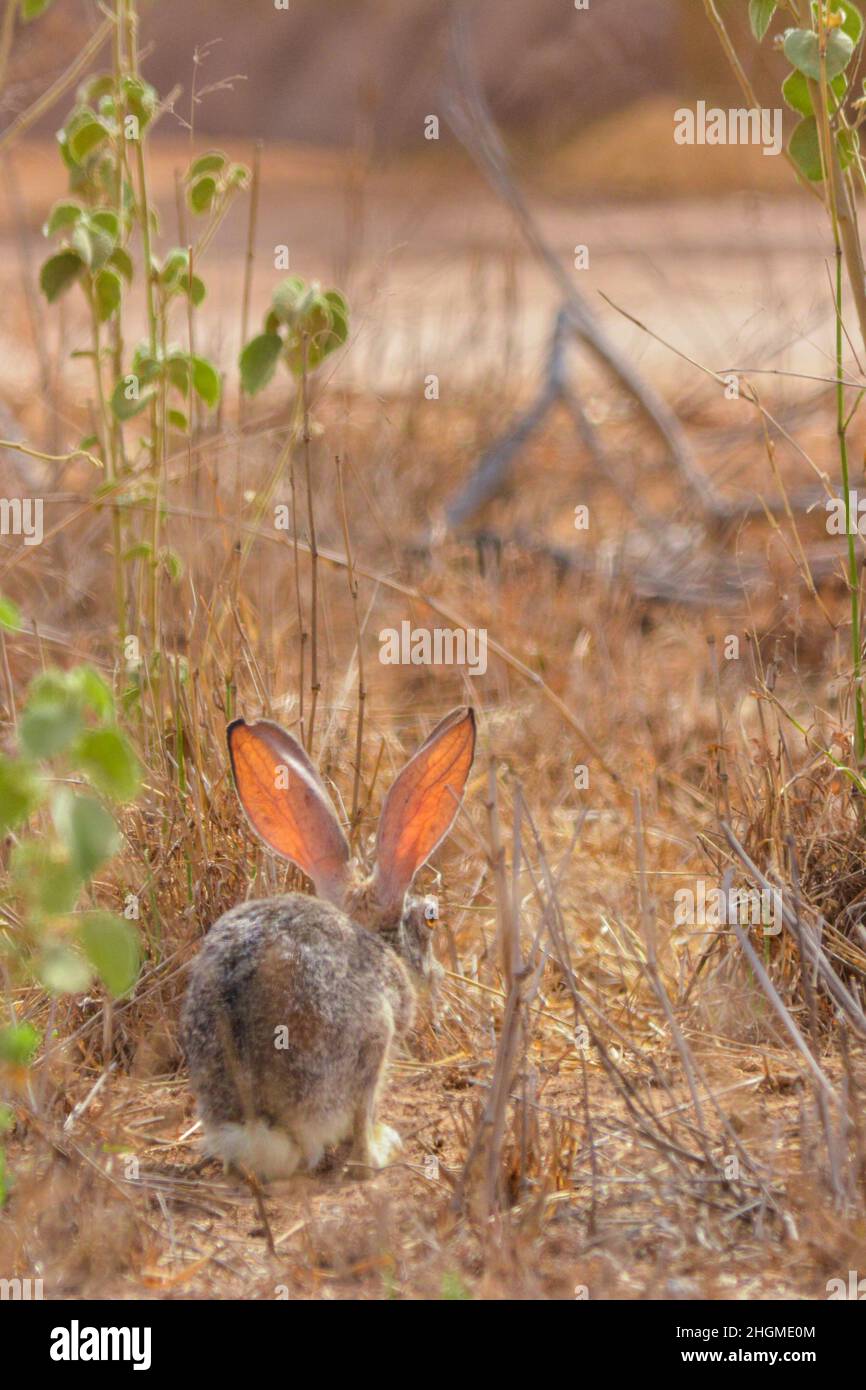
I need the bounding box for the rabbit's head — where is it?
[226,707,476,981]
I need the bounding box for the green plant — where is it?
[35,5,247,653]
[239,276,350,747]
[0,658,142,1203]
[706,0,866,764]
[239,275,349,396]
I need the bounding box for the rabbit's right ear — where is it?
[227,719,350,907]
[372,707,475,917]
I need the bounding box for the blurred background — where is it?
[3,0,772,150]
[0,0,834,414]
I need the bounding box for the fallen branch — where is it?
[444,6,721,520]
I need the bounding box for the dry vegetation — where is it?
[0,1,865,1304]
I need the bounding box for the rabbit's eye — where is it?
[424,896,439,925]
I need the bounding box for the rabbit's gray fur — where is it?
[182,891,421,1179]
[181,705,474,1181]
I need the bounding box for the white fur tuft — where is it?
[204,1121,302,1180]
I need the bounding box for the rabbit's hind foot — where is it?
[371,1123,402,1167]
[351,1120,402,1175]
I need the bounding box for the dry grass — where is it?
[0,34,864,1297]
[0,354,864,1299]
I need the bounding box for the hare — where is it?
[182,706,475,1181]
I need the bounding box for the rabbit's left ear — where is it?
[372,707,475,918]
[227,718,350,907]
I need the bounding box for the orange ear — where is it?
[227,719,350,907]
[372,707,475,916]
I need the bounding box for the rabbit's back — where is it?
[182,894,414,1174]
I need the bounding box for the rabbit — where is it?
[182,705,475,1181]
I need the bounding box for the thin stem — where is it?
[0,17,113,153]
[0,0,17,102]
[126,1,162,649]
[239,142,262,380]
[336,453,365,829]
[301,336,319,752]
[88,284,126,642]
[231,141,261,697]
[835,248,865,761]
[706,0,866,766]
[289,431,306,746]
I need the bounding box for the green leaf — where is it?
[120,75,158,129]
[20,665,114,759]
[111,376,154,421]
[94,267,121,322]
[285,309,347,374]
[188,151,226,179]
[40,945,92,995]
[788,113,855,179]
[227,163,250,188]
[20,0,55,19]
[20,689,83,759]
[79,73,115,106]
[71,223,94,268]
[159,248,189,286]
[75,727,141,801]
[74,217,114,271]
[159,547,184,583]
[131,343,162,384]
[109,246,134,282]
[39,249,84,302]
[191,356,221,409]
[178,271,206,306]
[239,332,283,395]
[123,541,153,564]
[167,408,189,433]
[782,67,847,115]
[68,114,111,165]
[0,1024,40,1066]
[68,664,114,721]
[52,790,120,878]
[273,283,351,375]
[0,594,20,631]
[188,175,217,214]
[165,354,189,393]
[90,209,120,241]
[79,912,140,997]
[326,305,349,346]
[749,0,776,41]
[0,756,42,831]
[270,275,309,326]
[43,200,83,237]
[12,840,82,915]
[783,26,854,80]
[324,288,349,316]
[788,115,825,179]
